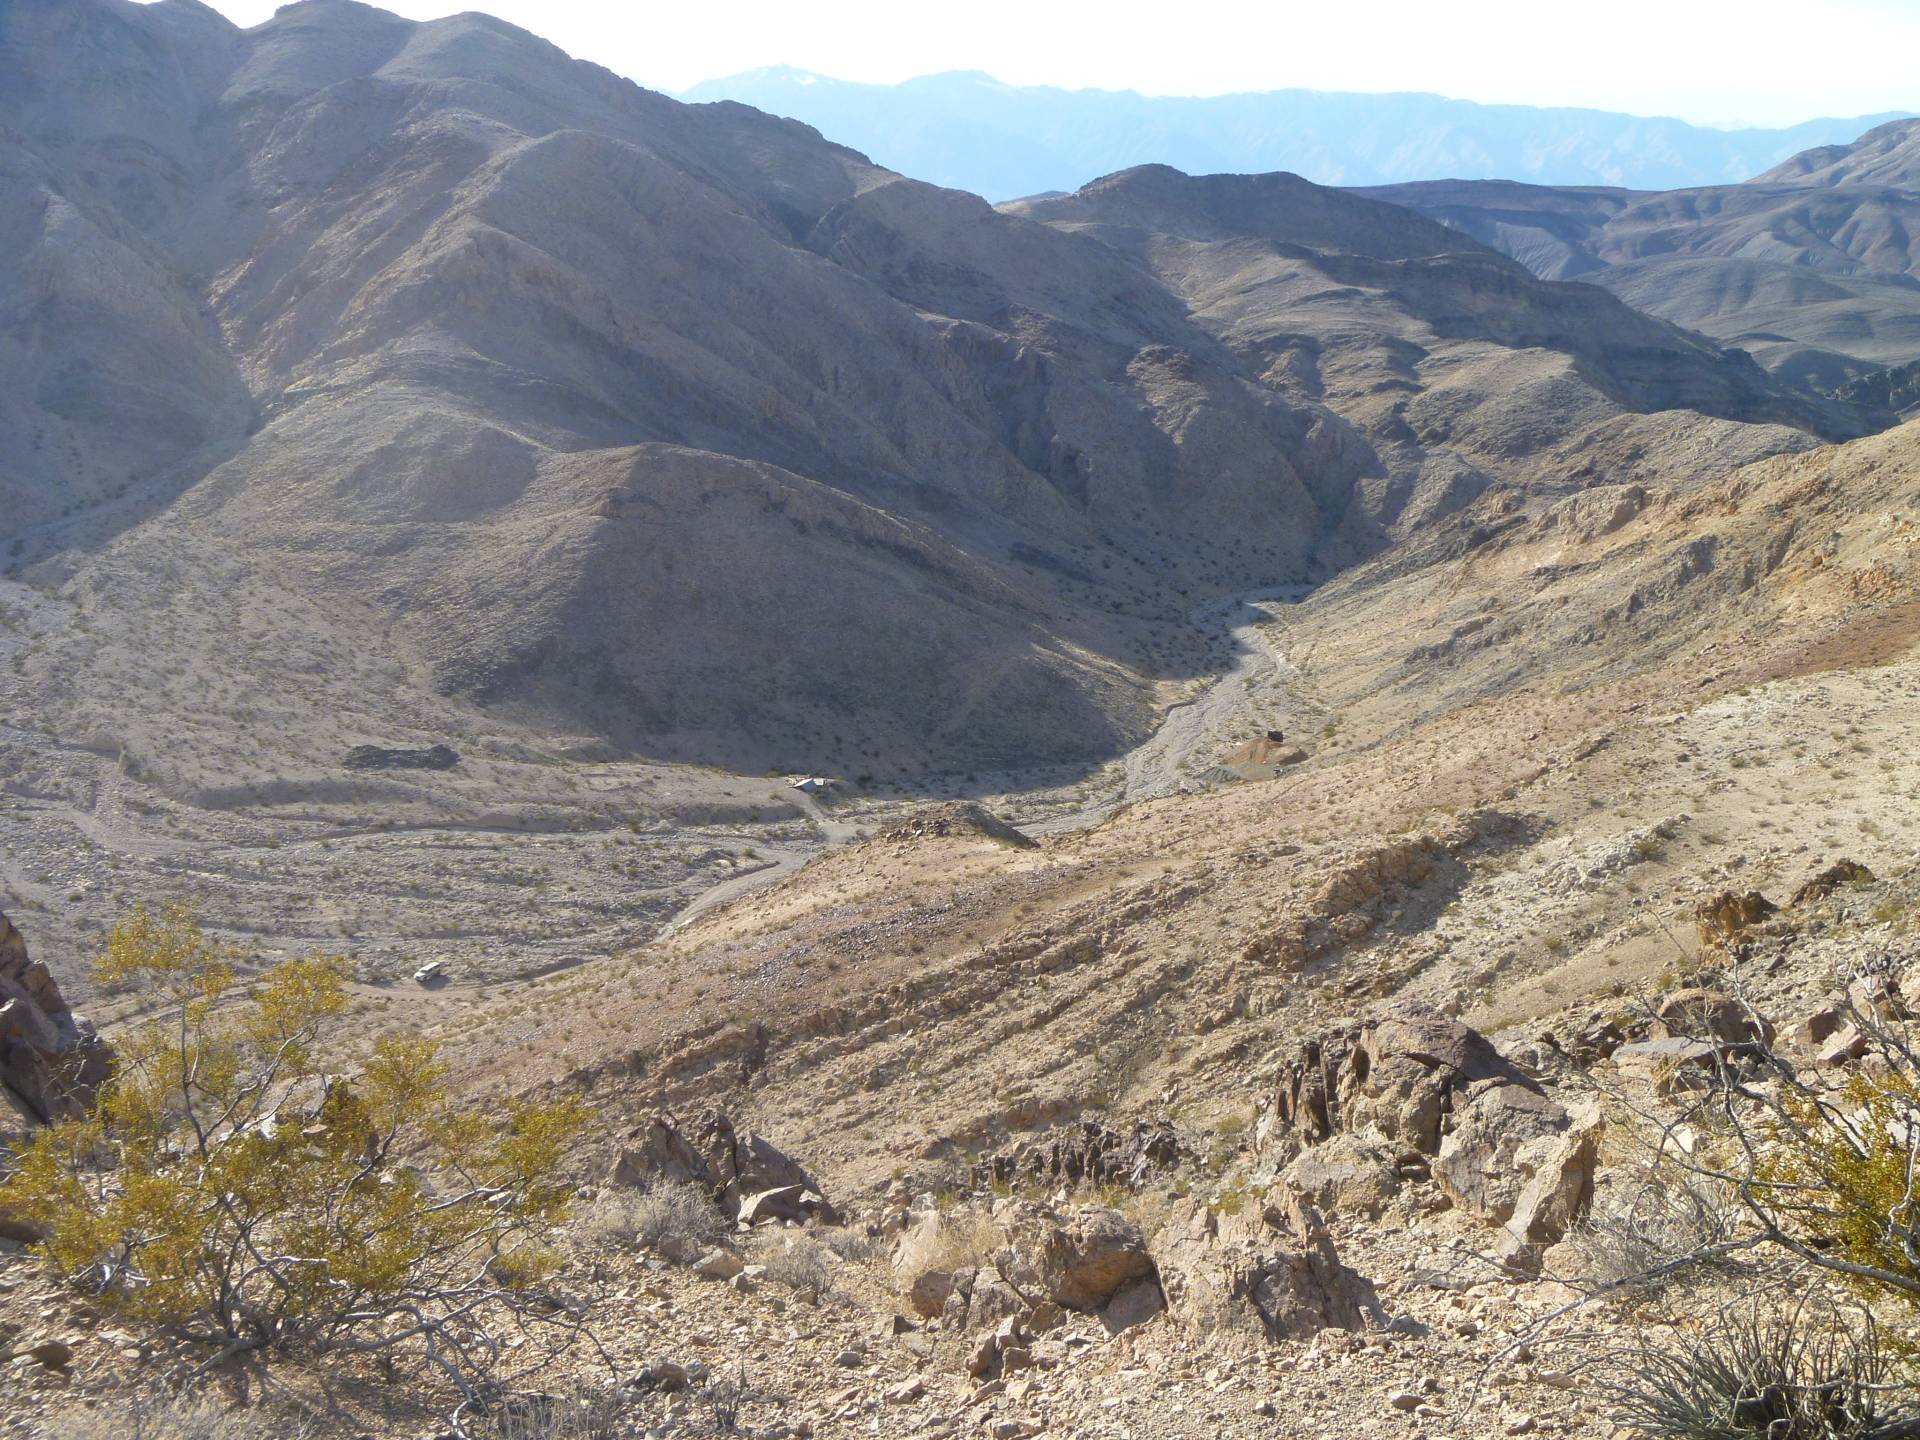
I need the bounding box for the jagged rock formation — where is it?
[606,1110,838,1226]
[1260,1013,1536,1158]
[967,1121,1193,1193]
[1835,359,1920,419]
[0,910,110,1136]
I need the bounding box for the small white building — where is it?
[788,776,832,795]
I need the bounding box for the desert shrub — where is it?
[584,1181,726,1257]
[1598,1299,1907,1440]
[818,1226,879,1263]
[1760,1060,1920,1301]
[751,1231,838,1295]
[41,1387,316,1440]
[2,904,590,1395]
[890,1208,1001,1282]
[1572,1169,1746,1297]
[467,1382,631,1440]
[1602,986,1920,1313]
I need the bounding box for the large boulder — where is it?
[1151,1194,1383,1341]
[1281,1133,1404,1220]
[0,911,111,1137]
[996,1205,1156,1312]
[939,1264,1029,1334]
[1650,989,1774,1047]
[1433,1083,1571,1223]
[1495,1103,1605,1274]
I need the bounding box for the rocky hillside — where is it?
[0,0,1873,792]
[1756,115,1920,186]
[1360,119,1920,391]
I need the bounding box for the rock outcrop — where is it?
[607,1110,838,1225]
[1694,891,1780,947]
[1791,859,1875,906]
[1,911,110,1138]
[996,1205,1157,1313]
[1151,1195,1384,1341]
[878,804,1038,850]
[1261,1013,1537,1158]
[968,1121,1193,1194]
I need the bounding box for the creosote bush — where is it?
[2,904,590,1396]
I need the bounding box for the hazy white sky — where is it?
[184,0,1920,127]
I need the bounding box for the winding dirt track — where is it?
[658,587,1314,928]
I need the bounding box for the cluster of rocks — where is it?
[888,1182,1393,1377]
[965,1121,1194,1195]
[1260,1014,1603,1274]
[1,910,110,1143]
[608,1110,839,1229]
[877,804,1037,850]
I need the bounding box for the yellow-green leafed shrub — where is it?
[2,904,589,1386]
[1762,1063,1920,1306]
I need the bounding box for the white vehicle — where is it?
[412,960,445,985]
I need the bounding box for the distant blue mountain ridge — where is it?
[677,68,1913,200]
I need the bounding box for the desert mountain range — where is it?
[1362,117,1920,393]
[681,66,1913,198]
[0,0,1890,797]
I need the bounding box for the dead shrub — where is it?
[42,1389,316,1440]
[1570,1168,1747,1298]
[891,1207,1002,1285]
[585,1181,726,1258]
[751,1231,839,1296]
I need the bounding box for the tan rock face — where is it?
[995,1205,1155,1312]
[1694,890,1781,948]
[1151,1195,1383,1341]
[1495,1103,1606,1274]
[0,910,110,1133]
[1433,1083,1571,1223]
[1281,1133,1403,1220]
